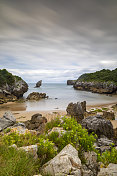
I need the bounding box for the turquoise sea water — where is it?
[23,83,117,111]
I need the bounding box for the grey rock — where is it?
[41,144,81,176]
[66,101,86,123]
[81,115,114,138]
[20,144,38,159]
[0,111,16,131]
[35,80,42,87]
[82,151,99,176]
[27,92,48,100]
[48,127,66,137]
[67,80,76,85]
[97,163,117,176]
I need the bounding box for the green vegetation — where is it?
[97,147,117,167]
[0,144,39,176]
[1,132,42,147]
[0,116,117,175]
[78,68,117,84]
[0,69,22,87]
[37,138,57,166]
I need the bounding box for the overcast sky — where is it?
[0,0,117,83]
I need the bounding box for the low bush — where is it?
[0,144,39,176]
[97,147,117,166]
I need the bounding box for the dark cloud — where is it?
[0,0,117,82]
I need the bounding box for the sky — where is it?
[0,0,117,83]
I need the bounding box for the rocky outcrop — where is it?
[11,79,28,98]
[97,163,117,176]
[35,80,42,88]
[66,101,86,123]
[81,115,114,139]
[94,136,115,153]
[103,111,115,120]
[24,113,47,133]
[41,144,82,176]
[0,111,16,131]
[26,92,48,100]
[0,69,28,103]
[67,80,76,85]
[74,81,117,94]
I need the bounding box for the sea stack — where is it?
[35,80,42,88]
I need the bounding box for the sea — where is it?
[23,83,117,111]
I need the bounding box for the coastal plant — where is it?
[48,117,96,154]
[45,117,61,133]
[97,147,117,167]
[2,132,41,147]
[37,138,57,166]
[0,144,40,176]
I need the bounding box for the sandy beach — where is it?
[0,101,117,129]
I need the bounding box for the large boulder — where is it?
[41,144,82,176]
[24,113,47,132]
[0,111,16,131]
[35,80,42,88]
[81,115,114,139]
[66,101,86,123]
[97,163,117,176]
[26,92,48,100]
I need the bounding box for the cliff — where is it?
[0,69,28,103]
[74,69,117,94]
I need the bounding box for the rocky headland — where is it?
[0,69,28,104]
[74,68,117,94]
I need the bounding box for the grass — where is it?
[0,144,40,176]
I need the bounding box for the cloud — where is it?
[0,0,117,82]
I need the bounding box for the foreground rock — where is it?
[0,111,16,131]
[41,144,82,176]
[74,81,117,94]
[25,113,47,133]
[82,151,99,176]
[66,101,86,123]
[35,80,42,88]
[81,115,114,139]
[27,92,48,100]
[97,163,117,176]
[67,80,76,85]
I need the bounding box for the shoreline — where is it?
[0,100,117,127]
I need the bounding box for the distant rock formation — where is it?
[67,80,76,85]
[74,81,117,94]
[74,69,117,94]
[26,92,48,100]
[0,69,28,104]
[35,80,42,87]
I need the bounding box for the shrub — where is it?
[0,144,39,176]
[97,147,117,166]
[37,138,57,166]
[48,117,96,155]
